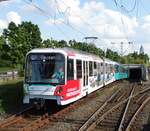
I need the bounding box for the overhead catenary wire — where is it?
[113,0,137,14]
[58,0,102,38]
[121,0,137,13]
[114,0,143,55]
[113,0,129,40]
[112,0,133,56]
[116,0,149,54]
[23,0,72,40]
[54,0,70,25]
[23,0,87,40]
[59,0,127,49]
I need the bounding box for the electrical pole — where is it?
[111,41,133,56]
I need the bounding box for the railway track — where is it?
[1,81,150,131]
[0,105,50,131]
[79,83,150,131]
[0,100,84,131]
[0,82,105,131]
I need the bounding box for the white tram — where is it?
[23,48,117,105]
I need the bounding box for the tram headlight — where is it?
[54,86,64,96]
[58,86,63,93]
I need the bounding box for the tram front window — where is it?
[25,53,65,85]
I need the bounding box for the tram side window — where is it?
[94,62,97,69]
[77,60,82,79]
[89,61,93,76]
[100,63,103,74]
[97,63,101,81]
[94,62,98,76]
[67,59,74,80]
[115,65,119,73]
[109,64,111,73]
[105,63,107,74]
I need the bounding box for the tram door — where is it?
[83,61,88,91]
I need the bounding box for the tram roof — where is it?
[103,57,120,65]
[28,47,120,64]
[28,47,103,59]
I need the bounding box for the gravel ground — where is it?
[41,80,129,131]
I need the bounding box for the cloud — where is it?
[0,19,7,29]
[4,0,149,56]
[43,0,138,40]
[0,11,21,31]
[6,11,21,25]
[49,0,150,55]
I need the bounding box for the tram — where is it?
[23,48,128,105]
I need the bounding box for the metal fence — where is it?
[0,71,18,81]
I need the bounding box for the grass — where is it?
[0,77,23,85]
[0,79,24,114]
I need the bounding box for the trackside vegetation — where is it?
[0,21,149,74]
[0,79,23,114]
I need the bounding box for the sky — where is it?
[0,0,150,56]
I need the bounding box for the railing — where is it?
[0,71,18,81]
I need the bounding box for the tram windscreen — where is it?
[25,53,65,85]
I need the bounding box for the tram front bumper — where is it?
[23,94,58,104]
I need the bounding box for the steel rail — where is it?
[0,105,35,128]
[79,85,150,131]
[118,84,135,131]
[20,113,49,131]
[125,96,150,131]
[78,87,124,131]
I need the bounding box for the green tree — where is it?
[123,51,149,65]
[69,40,104,57]
[105,49,122,62]
[42,39,53,48]
[2,21,42,67]
[42,39,68,48]
[20,21,42,48]
[0,36,4,50]
[57,40,68,48]
[0,36,4,60]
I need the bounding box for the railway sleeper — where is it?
[99,121,118,126]
[0,127,19,131]
[96,126,116,131]
[102,117,120,122]
[108,112,123,118]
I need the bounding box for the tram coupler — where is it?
[33,99,46,110]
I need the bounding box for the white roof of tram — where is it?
[103,58,120,65]
[27,47,104,62]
